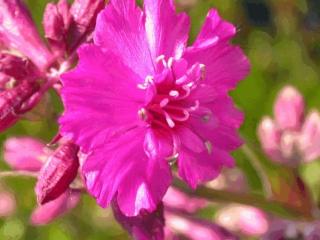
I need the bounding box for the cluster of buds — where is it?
[0,0,104,132]
[258,86,320,167]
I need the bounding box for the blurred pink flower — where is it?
[0,191,16,217]
[262,219,320,240]
[31,189,81,225]
[60,0,249,217]
[216,204,269,236]
[258,86,320,165]
[3,137,48,171]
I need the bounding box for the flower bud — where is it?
[257,117,282,162]
[0,0,53,70]
[0,80,40,132]
[0,52,38,82]
[299,110,320,162]
[274,86,304,131]
[216,204,269,236]
[112,200,165,240]
[3,137,48,171]
[31,189,80,225]
[68,0,104,51]
[35,141,79,204]
[43,0,71,57]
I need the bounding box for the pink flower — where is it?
[0,190,16,218]
[3,137,47,171]
[258,86,320,165]
[60,0,250,216]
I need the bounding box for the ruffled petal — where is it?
[83,128,172,216]
[183,43,250,89]
[178,144,234,189]
[60,44,145,152]
[193,9,236,49]
[144,0,190,60]
[94,0,154,78]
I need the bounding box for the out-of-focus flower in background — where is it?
[258,86,320,166]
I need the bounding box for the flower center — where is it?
[138,57,204,129]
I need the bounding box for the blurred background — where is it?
[1,0,320,239]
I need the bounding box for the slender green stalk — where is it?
[0,170,38,178]
[241,144,273,198]
[173,178,313,221]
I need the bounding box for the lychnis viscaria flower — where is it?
[60,0,250,216]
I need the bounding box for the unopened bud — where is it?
[3,137,48,171]
[43,0,71,57]
[0,52,37,82]
[257,117,282,162]
[112,200,165,240]
[35,142,79,204]
[299,110,320,162]
[0,0,53,70]
[69,0,105,51]
[31,189,80,225]
[274,86,304,131]
[0,80,39,132]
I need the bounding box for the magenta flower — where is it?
[60,0,250,216]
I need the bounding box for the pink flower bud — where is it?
[258,117,282,162]
[3,137,48,171]
[299,110,320,162]
[0,0,53,70]
[30,189,80,225]
[0,52,38,82]
[35,142,79,204]
[112,201,165,240]
[43,0,71,57]
[163,187,207,214]
[216,205,269,236]
[274,86,304,131]
[0,80,40,132]
[69,0,104,51]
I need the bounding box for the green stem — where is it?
[0,170,38,178]
[173,178,313,221]
[241,144,273,198]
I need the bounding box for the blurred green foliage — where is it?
[1,0,320,239]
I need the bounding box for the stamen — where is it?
[169,90,179,98]
[138,75,154,89]
[164,112,175,128]
[160,98,169,108]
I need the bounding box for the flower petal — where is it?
[184,44,250,90]
[93,0,154,78]
[144,0,190,60]
[193,9,236,49]
[60,44,144,152]
[83,128,172,216]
